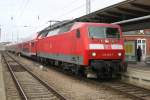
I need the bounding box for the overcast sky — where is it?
[0,0,125,42]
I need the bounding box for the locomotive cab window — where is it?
[106,28,120,38]
[89,26,120,38]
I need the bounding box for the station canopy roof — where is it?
[76,0,150,23]
[42,0,150,32]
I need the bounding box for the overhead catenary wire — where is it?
[45,0,91,29]
[58,0,80,11]
[54,0,97,20]
[54,3,85,19]
[11,0,31,42]
[15,0,27,19]
[18,0,30,19]
[35,1,85,35]
[12,0,97,42]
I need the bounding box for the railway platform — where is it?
[121,61,150,90]
[0,54,6,100]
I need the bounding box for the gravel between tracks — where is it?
[12,54,133,100]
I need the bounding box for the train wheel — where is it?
[37,57,40,62]
[79,67,85,77]
[74,65,80,76]
[62,63,69,71]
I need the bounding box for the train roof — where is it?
[39,21,120,34]
[38,20,72,33]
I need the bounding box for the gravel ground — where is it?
[12,54,133,100]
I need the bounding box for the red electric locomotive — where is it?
[36,22,127,78]
[6,22,127,78]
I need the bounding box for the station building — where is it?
[123,29,150,61]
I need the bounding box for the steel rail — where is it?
[6,53,67,100]
[102,82,150,100]
[2,54,28,100]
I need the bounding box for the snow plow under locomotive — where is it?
[6,22,127,78]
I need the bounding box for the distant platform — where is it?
[121,62,150,90]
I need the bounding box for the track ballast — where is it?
[2,53,66,100]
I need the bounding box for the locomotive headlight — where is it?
[118,52,122,56]
[92,52,96,57]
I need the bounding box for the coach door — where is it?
[137,39,146,60]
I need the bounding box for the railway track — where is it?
[7,52,150,100]
[2,53,66,100]
[102,81,150,100]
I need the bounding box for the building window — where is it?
[137,40,141,43]
[142,40,145,43]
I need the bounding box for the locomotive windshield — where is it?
[89,26,120,38]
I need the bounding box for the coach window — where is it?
[76,29,80,38]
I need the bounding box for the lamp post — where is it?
[11,16,14,42]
